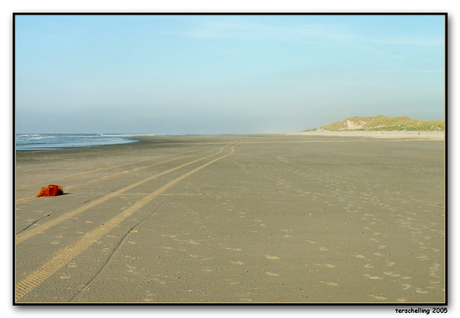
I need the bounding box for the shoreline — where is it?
[15,130,445,153]
[287,130,445,140]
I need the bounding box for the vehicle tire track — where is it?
[15,148,218,205]
[15,146,227,244]
[15,144,236,302]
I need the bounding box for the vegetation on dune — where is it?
[317,115,444,132]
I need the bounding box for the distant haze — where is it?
[15,14,445,134]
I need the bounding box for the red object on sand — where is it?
[36,185,64,197]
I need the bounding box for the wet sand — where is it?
[15,133,445,304]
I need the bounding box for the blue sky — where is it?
[15,14,445,134]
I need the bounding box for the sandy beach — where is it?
[14,133,445,304]
[289,130,445,140]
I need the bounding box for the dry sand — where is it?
[14,134,445,304]
[289,130,445,140]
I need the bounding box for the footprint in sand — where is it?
[316,264,335,268]
[231,261,245,265]
[265,272,280,277]
[370,295,387,300]
[384,272,401,277]
[363,274,383,280]
[226,247,242,251]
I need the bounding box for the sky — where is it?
[14,14,446,134]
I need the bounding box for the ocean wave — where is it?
[16,133,139,151]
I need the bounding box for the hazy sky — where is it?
[15,14,445,134]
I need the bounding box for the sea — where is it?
[15,133,146,151]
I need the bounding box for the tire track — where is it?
[15,155,190,205]
[15,148,217,205]
[15,144,237,302]
[15,146,227,244]
[15,156,161,191]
